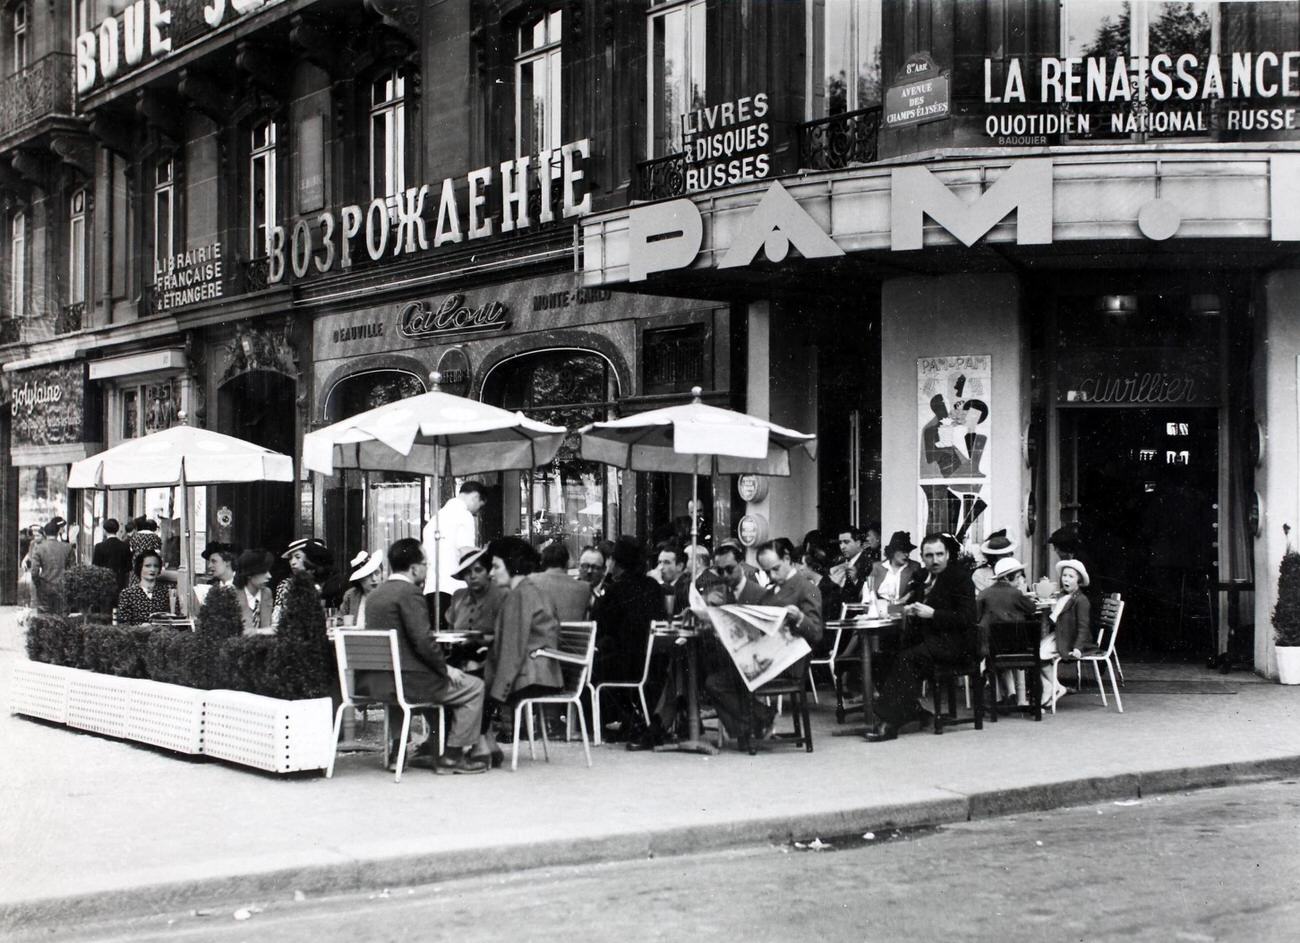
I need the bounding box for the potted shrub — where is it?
[63,565,120,621]
[1271,542,1300,684]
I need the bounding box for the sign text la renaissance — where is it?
[986,52,1300,104]
[265,141,591,283]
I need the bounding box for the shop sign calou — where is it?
[10,363,86,448]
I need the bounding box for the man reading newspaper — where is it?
[701,538,822,744]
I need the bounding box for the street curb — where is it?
[5,756,1299,932]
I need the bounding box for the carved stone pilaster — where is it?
[364,0,420,46]
[11,150,49,190]
[89,114,134,157]
[290,14,346,78]
[178,68,237,125]
[50,133,96,178]
[236,42,285,96]
[136,90,182,144]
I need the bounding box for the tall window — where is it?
[516,10,563,160]
[249,120,276,258]
[10,211,25,318]
[12,1,28,72]
[72,0,91,43]
[370,70,407,215]
[153,158,174,279]
[69,190,87,305]
[648,0,706,157]
[812,0,882,118]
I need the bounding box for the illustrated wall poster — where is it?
[917,355,992,551]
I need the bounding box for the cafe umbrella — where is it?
[577,387,817,574]
[301,372,567,627]
[68,419,296,616]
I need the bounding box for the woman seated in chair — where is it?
[116,550,169,625]
[479,537,564,758]
[1040,559,1092,707]
[976,556,1038,707]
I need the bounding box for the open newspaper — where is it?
[689,583,811,692]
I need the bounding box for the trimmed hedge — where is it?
[24,577,335,700]
[64,565,120,618]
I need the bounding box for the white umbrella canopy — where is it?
[579,388,816,573]
[578,388,817,475]
[68,423,295,618]
[68,424,295,489]
[302,384,567,477]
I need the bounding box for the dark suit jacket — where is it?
[905,565,978,658]
[531,570,593,623]
[591,572,661,682]
[358,575,451,701]
[486,577,563,702]
[760,569,823,681]
[92,537,132,590]
[976,581,1039,657]
[869,560,921,603]
[1052,591,1093,654]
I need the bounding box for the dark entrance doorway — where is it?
[217,371,297,561]
[1062,407,1218,657]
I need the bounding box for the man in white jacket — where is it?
[423,481,487,625]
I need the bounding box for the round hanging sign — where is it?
[737,513,769,548]
[436,347,471,397]
[737,474,768,503]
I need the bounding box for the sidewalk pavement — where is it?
[3,605,1299,931]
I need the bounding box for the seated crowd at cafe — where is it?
[37,477,1092,771]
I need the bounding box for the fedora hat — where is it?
[992,557,1025,580]
[883,531,916,556]
[349,548,384,582]
[451,547,488,580]
[1056,559,1090,588]
[236,549,272,580]
[978,529,1017,557]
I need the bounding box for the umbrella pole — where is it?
[177,468,192,617]
[690,470,700,580]
[432,470,442,632]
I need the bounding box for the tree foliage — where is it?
[1273,550,1300,646]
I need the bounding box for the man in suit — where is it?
[831,526,872,602]
[92,518,132,591]
[233,550,275,634]
[705,537,823,744]
[531,542,592,622]
[356,538,487,774]
[655,542,692,617]
[866,532,977,742]
[29,518,76,614]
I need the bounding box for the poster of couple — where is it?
[918,355,992,547]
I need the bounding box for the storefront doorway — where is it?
[1060,407,1219,657]
[217,371,297,559]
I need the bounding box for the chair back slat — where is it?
[557,621,597,694]
[1096,600,1124,656]
[338,630,398,671]
[987,619,1039,655]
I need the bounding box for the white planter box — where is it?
[66,671,133,738]
[202,690,334,774]
[1276,646,1300,685]
[125,678,206,754]
[8,661,72,724]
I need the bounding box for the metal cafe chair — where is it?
[512,621,598,770]
[588,622,660,745]
[327,629,445,783]
[985,619,1046,722]
[1053,596,1127,713]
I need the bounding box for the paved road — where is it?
[16,780,1300,943]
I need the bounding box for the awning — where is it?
[87,348,187,380]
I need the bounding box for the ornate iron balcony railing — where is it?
[56,301,85,335]
[634,152,687,201]
[0,53,74,140]
[798,106,882,171]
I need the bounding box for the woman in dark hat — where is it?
[271,538,337,625]
[115,549,169,625]
[233,549,275,634]
[972,529,1017,594]
[125,517,162,588]
[869,531,921,605]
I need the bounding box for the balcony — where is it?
[55,302,85,335]
[0,53,74,142]
[633,152,687,201]
[798,105,882,171]
[0,317,20,345]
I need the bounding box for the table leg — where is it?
[655,637,718,755]
[861,638,875,730]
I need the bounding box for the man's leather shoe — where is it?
[434,753,489,775]
[863,722,899,742]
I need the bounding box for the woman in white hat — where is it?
[338,549,384,628]
[1041,559,1093,707]
[977,557,1038,708]
[972,529,1017,594]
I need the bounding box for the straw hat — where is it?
[978,529,1017,557]
[451,547,488,580]
[348,548,384,582]
[992,557,1025,580]
[1056,559,1090,588]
